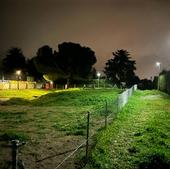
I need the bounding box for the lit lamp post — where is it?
[155,62,161,90]
[97,72,101,88]
[16,70,21,89]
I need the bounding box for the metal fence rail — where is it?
[2,85,137,169]
[49,84,138,169]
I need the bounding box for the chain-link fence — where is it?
[0,85,137,169]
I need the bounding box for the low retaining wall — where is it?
[0,81,36,90]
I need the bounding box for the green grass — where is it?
[0,89,51,100]
[1,88,169,169]
[0,88,121,140]
[0,88,121,169]
[86,90,170,169]
[33,89,121,106]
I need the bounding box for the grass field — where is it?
[0,89,51,100]
[0,88,121,169]
[86,90,170,169]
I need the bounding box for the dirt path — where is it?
[1,135,86,169]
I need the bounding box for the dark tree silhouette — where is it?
[160,69,168,75]
[34,45,55,74]
[0,58,3,72]
[90,67,97,79]
[138,79,154,90]
[104,49,137,88]
[29,43,96,85]
[2,47,27,74]
[34,45,64,81]
[54,42,97,86]
[26,58,43,80]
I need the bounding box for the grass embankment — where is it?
[0,88,121,169]
[86,90,170,169]
[0,89,51,100]
[0,88,121,140]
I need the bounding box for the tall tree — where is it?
[2,47,27,74]
[26,58,43,80]
[104,49,137,88]
[34,45,55,74]
[34,45,65,81]
[54,42,97,86]
[0,58,3,80]
[33,43,97,86]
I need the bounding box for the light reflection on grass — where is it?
[88,90,170,169]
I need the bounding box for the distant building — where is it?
[158,71,170,94]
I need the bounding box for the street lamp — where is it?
[16,70,21,89]
[97,72,101,88]
[155,62,161,90]
[156,62,161,71]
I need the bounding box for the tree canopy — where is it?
[104,49,138,88]
[2,47,27,74]
[2,46,141,88]
[33,42,96,86]
[54,42,97,85]
[34,45,56,74]
[26,58,43,80]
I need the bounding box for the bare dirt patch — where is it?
[0,135,86,169]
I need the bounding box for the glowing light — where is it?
[156,62,161,67]
[155,62,161,90]
[97,72,101,77]
[16,70,21,75]
[16,70,21,90]
[97,72,101,88]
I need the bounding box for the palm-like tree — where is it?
[104,49,137,88]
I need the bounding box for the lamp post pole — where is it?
[156,62,161,90]
[16,70,21,90]
[97,72,101,88]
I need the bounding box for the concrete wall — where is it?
[159,74,166,92]
[0,81,36,90]
[166,72,170,94]
[159,71,170,94]
[0,82,10,89]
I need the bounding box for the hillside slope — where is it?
[86,90,170,169]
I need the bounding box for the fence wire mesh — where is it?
[0,85,137,169]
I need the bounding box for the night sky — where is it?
[1,0,170,78]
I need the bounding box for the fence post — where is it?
[105,100,108,128]
[11,140,18,169]
[86,112,90,163]
[117,96,119,113]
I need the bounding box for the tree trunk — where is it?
[66,78,70,89]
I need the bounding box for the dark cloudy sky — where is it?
[1,0,170,78]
